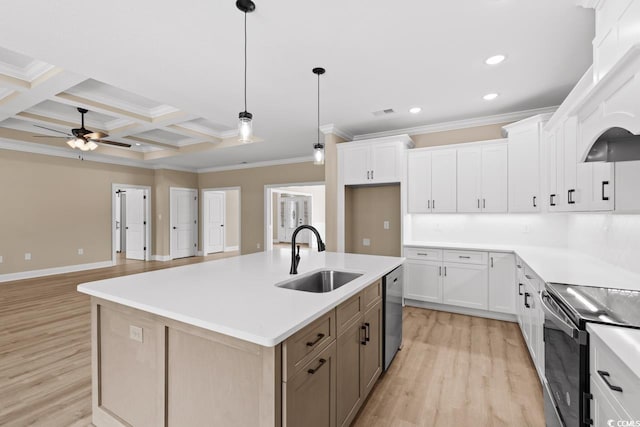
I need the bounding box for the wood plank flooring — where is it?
[353,307,545,427]
[1,258,544,427]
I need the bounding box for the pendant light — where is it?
[237,0,255,142]
[313,67,326,165]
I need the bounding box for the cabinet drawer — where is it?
[443,250,487,265]
[363,280,382,309]
[283,310,336,381]
[336,293,363,336]
[404,247,442,261]
[591,333,640,419]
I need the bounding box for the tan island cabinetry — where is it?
[89,279,384,427]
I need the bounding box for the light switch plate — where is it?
[78,248,84,255]
[363,238,371,247]
[0,255,3,263]
[24,253,31,261]
[383,221,390,230]
[129,325,143,343]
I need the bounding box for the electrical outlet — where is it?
[129,325,143,343]
[383,220,390,230]
[0,255,3,263]
[257,243,261,249]
[78,248,84,255]
[25,253,31,261]
[363,238,371,247]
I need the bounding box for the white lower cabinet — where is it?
[488,252,516,314]
[590,381,628,427]
[442,263,488,310]
[405,259,442,303]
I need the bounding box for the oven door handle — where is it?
[540,292,583,342]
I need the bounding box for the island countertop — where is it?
[77,249,404,347]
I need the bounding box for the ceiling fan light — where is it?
[313,143,325,165]
[238,111,253,142]
[78,141,91,151]
[72,137,86,149]
[86,140,98,151]
[66,139,76,149]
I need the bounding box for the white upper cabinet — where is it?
[480,144,508,213]
[431,150,457,213]
[503,115,550,213]
[457,147,482,213]
[339,136,413,186]
[407,151,432,213]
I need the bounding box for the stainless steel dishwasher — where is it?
[383,265,403,371]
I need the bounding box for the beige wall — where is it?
[323,133,347,251]
[345,184,401,257]
[198,162,324,254]
[224,189,240,249]
[0,150,155,274]
[411,122,510,148]
[153,169,198,257]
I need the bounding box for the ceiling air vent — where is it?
[372,108,395,117]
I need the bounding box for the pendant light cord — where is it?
[244,11,248,112]
[317,72,320,145]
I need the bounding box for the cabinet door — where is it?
[342,145,370,185]
[442,263,488,310]
[508,127,540,212]
[404,260,442,303]
[547,129,561,211]
[431,149,457,213]
[488,252,516,314]
[457,147,482,213]
[589,162,615,211]
[362,300,382,398]
[285,341,337,427]
[591,379,628,427]
[481,144,508,212]
[563,117,578,212]
[523,280,538,365]
[407,151,432,213]
[336,320,363,427]
[370,143,399,183]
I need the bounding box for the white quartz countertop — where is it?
[404,241,640,292]
[77,250,404,347]
[588,323,640,380]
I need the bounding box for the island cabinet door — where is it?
[336,319,364,427]
[362,299,383,398]
[284,340,337,427]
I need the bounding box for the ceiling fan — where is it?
[32,107,131,151]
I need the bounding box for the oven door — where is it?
[541,290,589,426]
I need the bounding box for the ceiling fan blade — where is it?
[100,140,132,148]
[32,135,72,139]
[33,124,73,136]
[85,132,108,140]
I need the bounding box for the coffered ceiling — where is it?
[0,1,594,170]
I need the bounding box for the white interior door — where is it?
[171,188,197,259]
[205,192,225,254]
[125,189,146,260]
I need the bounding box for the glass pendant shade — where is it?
[238,111,253,142]
[313,143,325,165]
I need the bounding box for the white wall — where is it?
[407,213,569,248]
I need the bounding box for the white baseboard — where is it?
[0,260,115,283]
[404,299,518,323]
[224,246,239,252]
[151,255,172,262]
[196,250,204,256]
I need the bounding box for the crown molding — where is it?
[319,124,353,141]
[197,155,315,173]
[576,0,600,9]
[352,106,559,140]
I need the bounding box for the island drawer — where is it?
[336,293,363,336]
[404,247,442,261]
[283,310,336,381]
[363,279,382,309]
[443,250,487,265]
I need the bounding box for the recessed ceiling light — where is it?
[485,54,506,65]
[135,143,141,146]
[409,107,422,114]
[483,93,499,101]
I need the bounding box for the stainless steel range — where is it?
[542,283,640,427]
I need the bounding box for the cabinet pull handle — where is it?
[490,257,494,268]
[525,274,534,280]
[444,266,447,276]
[432,200,435,210]
[307,358,327,375]
[602,181,609,201]
[516,264,522,269]
[550,194,556,206]
[439,266,442,276]
[364,322,371,342]
[597,370,623,392]
[306,333,325,347]
[518,283,523,296]
[367,171,370,180]
[371,170,374,180]
[361,325,367,345]
[568,189,576,204]
[524,292,531,308]
[477,199,480,209]
[428,200,431,209]
[483,199,486,209]
[458,256,471,259]
[417,252,428,256]
[533,196,537,207]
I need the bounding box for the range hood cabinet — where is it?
[586,127,640,163]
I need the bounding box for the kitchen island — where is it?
[77,249,404,427]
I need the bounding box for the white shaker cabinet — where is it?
[442,263,488,310]
[488,252,516,314]
[407,151,432,213]
[457,147,482,212]
[339,137,412,186]
[341,144,370,185]
[404,259,442,303]
[480,144,508,213]
[431,150,457,213]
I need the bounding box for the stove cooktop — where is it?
[546,283,640,329]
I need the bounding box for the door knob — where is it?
[172,226,177,230]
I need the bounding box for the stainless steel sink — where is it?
[277,270,363,293]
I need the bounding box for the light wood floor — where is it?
[352,307,545,427]
[1,259,544,427]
